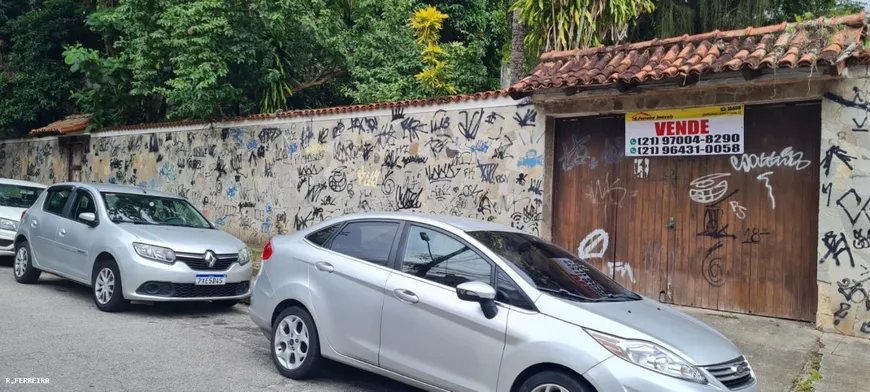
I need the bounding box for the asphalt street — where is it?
[0,258,420,392]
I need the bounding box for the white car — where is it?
[0,179,46,256]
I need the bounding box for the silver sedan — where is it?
[250,212,758,392]
[13,182,252,312]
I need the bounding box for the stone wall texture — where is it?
[0,98,546,247]
[0,138,67,185]
[818,65,870,338]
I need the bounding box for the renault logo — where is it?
[204,250,217,268]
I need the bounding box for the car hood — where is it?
[535,294,742,366]
[0,205,27,221]
[119,224,246,254]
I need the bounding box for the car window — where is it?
[306,224,339,247]
[467,231,638,302]
[43,188,72,215]
[0,184,43,208]
[401,225,493,288]
[329,222,399,266]
[496,269,534,310]
[71,190,97,222]
[101,192,211,229]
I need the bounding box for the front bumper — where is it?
[0,229,16,256]
[120,252,253,302]
[584,356,760,392]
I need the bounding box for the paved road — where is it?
[0,259,420,392]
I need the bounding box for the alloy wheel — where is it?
[274,315,310,370]
[13,247,27,278]
[531,384,570,392]
[94,268,115,305]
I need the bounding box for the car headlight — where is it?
[133,243,176,264]
[586,329,708,384]
[238,247,250,265]
[0,218,19,232]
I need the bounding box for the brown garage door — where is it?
[552,102,820,321]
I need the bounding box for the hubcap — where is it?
[274,315,310,370]
[531,384,570,392]
[13,247,28,278]
[94,268,115,305]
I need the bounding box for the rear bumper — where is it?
[584,356,760,392]
[249,270,277,336]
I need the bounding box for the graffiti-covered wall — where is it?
[819,65,870,338]
[0,97,546,247]
[0,138,67,184]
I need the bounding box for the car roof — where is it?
[326,211,527,234]
[0,178,47,189]
[49,182,183,199]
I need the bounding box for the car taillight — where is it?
[262,240,273,262]
[21,209,26,220]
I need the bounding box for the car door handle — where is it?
[314,261,334,273]
[58,229,66,237]
[393,289,419,304]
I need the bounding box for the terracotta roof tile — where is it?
[98,90,508,132]
[509,12,867,96]
[30,114,91,137]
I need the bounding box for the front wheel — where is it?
[13,240,41,284]
[518,370,594,392]
[271,306,323,379]
[92,260,129,313]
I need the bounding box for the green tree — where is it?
[511,0,656,54]
[631,0,866,41]
[0,0,98,137]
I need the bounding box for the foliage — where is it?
[411,6,456,95]
[0,0,98,137]
[0,0,865,135]
[631,0,867,41]
[340,0,427,103]
[511,0,656,54]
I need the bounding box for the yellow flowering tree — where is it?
[410,6,456,96]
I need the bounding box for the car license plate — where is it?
[195,274,226,285]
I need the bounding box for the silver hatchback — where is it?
[13,182,252,312]
[250,212,758,392]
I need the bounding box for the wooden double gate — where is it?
[553,102,821,321]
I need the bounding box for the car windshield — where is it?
[101,192,212,229]
[0,184,43,209]
[467,230,640,302]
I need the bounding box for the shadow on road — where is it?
[0,259,422,391]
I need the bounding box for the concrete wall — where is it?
[0,97,546,247]
[0,138,67,185]
[818,65,870,338]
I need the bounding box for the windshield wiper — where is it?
[537,287,640,303]
[113,220,155,225]
[536,287,610,302]
[605,292,642,300]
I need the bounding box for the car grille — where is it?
[172,282,249,298]
[136,281,250,298]
[175,252,238,271]
[702,356,755,390]
[0,239,12,247]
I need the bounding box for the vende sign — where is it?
[625,105,745,157]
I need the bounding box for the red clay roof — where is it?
[509,12,868,97]
[29,114,91,137]
[98,90,508,132]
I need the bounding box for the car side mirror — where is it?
[456,281,498,319]
[78,212,97,226]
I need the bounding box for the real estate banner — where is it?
[624,105,745,157]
